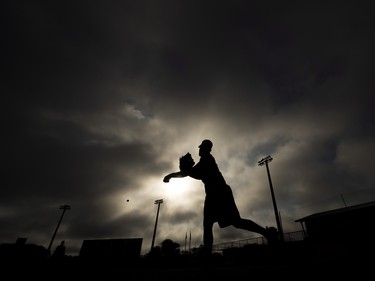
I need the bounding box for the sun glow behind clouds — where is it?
[156,177,201,203]
[114,176,203,219]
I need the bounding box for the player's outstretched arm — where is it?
[163,171,189,182]
[163,152,194,182]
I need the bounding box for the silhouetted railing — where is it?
[212,230,305,253]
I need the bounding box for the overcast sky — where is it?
[2,1,375,256]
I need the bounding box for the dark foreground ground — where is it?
[1,241,372,280]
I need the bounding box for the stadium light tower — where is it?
[151,199,163,251]
[258,156,284,242]
[47,204,71,253]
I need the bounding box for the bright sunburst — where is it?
[158,177,199,202]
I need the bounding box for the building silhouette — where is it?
[295,200,375,244]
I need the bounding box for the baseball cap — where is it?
[199,139,213,149]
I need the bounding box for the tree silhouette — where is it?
[160,239,180,257]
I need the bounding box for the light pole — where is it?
[47,204,71,253]
[151,199,163,252]
[258,156,284,242]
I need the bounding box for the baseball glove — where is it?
[179,152,195,172]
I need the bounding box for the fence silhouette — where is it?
[212,230,304,253]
